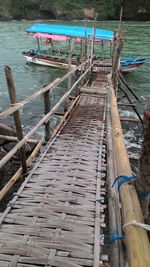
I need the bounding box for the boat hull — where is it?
[23,54,144,73]
[23,55,75,69]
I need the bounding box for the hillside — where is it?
[0,0,149,21]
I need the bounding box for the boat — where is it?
[23,23,145,73]
[120,57,145,73]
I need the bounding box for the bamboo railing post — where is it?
[4,66,27,175]
[112,31,124,93]
[109,76,150,266]
[65,40,73,111]
[43,88,51,141]
[67,39,72,89]
[90,14,97,66]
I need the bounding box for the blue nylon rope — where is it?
[104,235,124,245]
[112,175,137,190]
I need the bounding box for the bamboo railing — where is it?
[109,75,150,266]
[0,58,93,199]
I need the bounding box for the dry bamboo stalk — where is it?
[0,135,39,144]
[107,92,125,267]
[110,81,150,266]
[90,13,97,62]
[0,123,16,135]
[0,66,92,170]
[0,138,44,200]
[5,66,27,174]
[0,58,92,118]
[112,32,124,92]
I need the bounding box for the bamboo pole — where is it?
[43,89,51,141]
[0,138,44,200]
[4,66,27,175]
[84,18,87,58]
[0,123,16,135]
[112,32,124,92]
[107,90,125,267]
[0,135,39,144]
[67,39,72,89]
[110,78,150,266]
[66,40,73,111]
[0,65,92,170]
[0,58,91,118]
[90,14,97,65]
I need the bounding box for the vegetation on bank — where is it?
[0,0,149,20]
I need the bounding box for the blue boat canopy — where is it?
[26,24,114,41]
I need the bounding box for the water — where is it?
[0,20,149,144]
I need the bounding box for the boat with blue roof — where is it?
[23,23,145,73]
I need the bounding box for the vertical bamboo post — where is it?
[84,18,87,58]
[137,109,150,224]
[111,31,124,93]
[90,13,97,65]
[67,39,72,90]
[4,66,27,174]
[43,89,51,141]
[65,39,72,111]
[112,8,123,93]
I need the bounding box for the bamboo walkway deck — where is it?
[0,76,110,267]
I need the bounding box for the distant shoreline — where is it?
[0,18,150,22]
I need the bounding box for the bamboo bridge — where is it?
[0,57,150,267]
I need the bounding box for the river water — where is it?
[0,20,149,149]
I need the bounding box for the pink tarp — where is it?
[34,33,84,42]
[33,32,112,43]
[34,33,69,41]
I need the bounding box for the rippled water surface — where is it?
[0,20,149,140]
